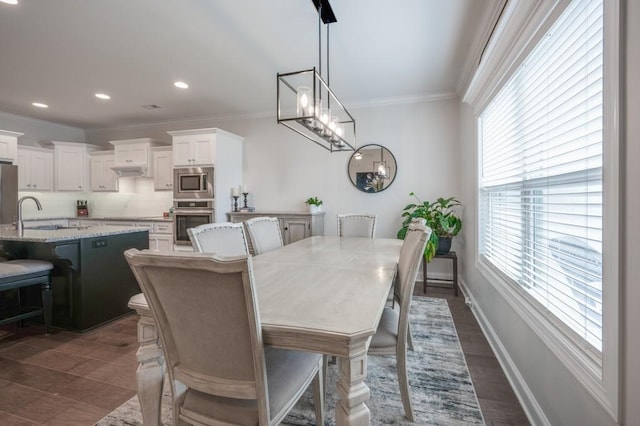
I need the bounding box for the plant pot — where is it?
[436,236,452,255]
[309,205,319,213]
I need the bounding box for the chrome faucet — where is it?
[16,196,43,235]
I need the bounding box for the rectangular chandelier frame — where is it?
[277,67,356,153]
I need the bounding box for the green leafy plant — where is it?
[305,196,323,206]
[397,192,462,262]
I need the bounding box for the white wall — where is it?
[0,111,84,146]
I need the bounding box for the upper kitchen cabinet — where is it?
[50,142,99,191]
[16,146,54,191]
[90,151,118,192]
[0,129,22,163]
[168,128,243,167]
[109,138,167,178]
[152,146,173,191]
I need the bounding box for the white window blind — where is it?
[479,0,603,351]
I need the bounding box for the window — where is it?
[479,0,604,353]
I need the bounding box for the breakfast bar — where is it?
[0,225,148,331]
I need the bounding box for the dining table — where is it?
[128,235,403,426]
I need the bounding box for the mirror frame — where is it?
[347,144,398,193]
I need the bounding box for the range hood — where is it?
[110,164,148,177]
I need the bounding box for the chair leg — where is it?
[397,346,415,422]
[313,358,325,426]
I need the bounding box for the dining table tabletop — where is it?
[128,235,403,426]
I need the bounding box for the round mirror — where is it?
[347,144,397,193]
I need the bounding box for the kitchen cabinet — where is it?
[168,128,243,223]
[16,146,54,191]
[227,211,325,254]
[50,141,98,191]
[0,129,21,163]
[168,128,242,167]
[90,151,118,192]
[109,138,167,178]
[152,146,173,191]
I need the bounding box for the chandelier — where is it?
[276,0,356,152]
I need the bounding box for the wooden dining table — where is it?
[128,235,403,426]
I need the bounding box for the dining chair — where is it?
[368,221,431,422]
[337,213,377,238]
[245,217,284,255]
[187,222,250,256]
[125,249,324,426]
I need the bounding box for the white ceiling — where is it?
[0,0,494,130]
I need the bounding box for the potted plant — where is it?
[305,196,323,213]
[397,192,462,262]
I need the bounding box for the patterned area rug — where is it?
[99,297,485,425]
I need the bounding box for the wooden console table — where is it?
[423,251,458,296]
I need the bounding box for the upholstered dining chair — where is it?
[187,222,249,256]
[368,222,431,422]
[125,249,324,426]
[245,217,284,255]
[337,213,377,238]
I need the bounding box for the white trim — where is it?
[459,275,550,426]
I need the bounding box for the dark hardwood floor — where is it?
[0,283,529,425]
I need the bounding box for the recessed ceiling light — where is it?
[174,81,189,89]
[0,0,19,5]
[95,93,111,100]
[32,102,48,108]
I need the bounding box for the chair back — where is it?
[188,222,249,256]
[396,223,431,341]
[337,213,376,238]
[124,249,271,422]
[245,217,284,255]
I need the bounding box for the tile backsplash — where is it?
[19,177,173,220]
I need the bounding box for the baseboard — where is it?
[458,275,550,426]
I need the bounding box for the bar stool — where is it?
[0,259,54,333]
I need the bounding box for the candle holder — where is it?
[242,192,249,209]
[233,196,239,212]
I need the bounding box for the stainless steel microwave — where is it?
[173,167,214,199]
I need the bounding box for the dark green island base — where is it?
[0,226,149,332]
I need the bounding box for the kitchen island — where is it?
[0,226,148,331]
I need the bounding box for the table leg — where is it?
[134,311,165,425]
[335,351,371,426]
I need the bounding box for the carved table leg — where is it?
[335,349,371,426]
[132,305,164,425]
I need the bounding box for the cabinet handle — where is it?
[33,184,37,188]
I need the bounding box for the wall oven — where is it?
[173,167,214,199]
[173,200,214,245]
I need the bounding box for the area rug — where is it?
[98,297,485,425]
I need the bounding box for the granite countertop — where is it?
[0,225,150,243]
[23,216,172,223]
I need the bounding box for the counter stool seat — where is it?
[0,259,54,333]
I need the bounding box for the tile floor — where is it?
[0,284,529,425]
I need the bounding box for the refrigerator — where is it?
[0,163,18,225]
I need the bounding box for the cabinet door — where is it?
[153,150,173,190]
[192,137,214,165]
[29,150,53,191]
[0,135,17,163]
[103,157,118,191]
[150,234,173,252]
[282,218,310,245]
[17,150,31,190]
[114,144,148,165]
[90,157,104,191]
[56,146,85,191]
[172,139,193,166]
